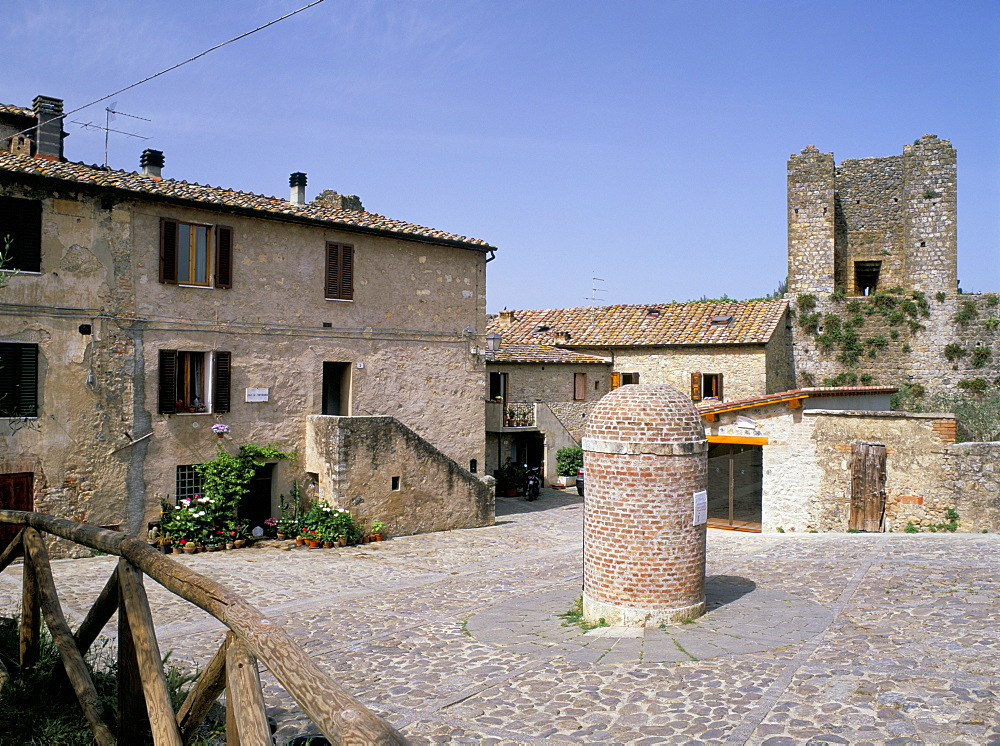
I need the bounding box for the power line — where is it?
[3,0,327,143]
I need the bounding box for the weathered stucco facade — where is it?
[0,101,495,548]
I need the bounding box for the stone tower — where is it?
[787,135,957,297]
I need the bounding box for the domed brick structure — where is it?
[581,384,708,626]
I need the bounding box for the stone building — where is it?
[0,95,495,549]
[483,300,792,482]
[786,136,999,401]
[698,387,999,533]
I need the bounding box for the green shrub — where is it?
[985,317,1000,331]
[971,346,991,368]
[955,300,978,326]
[556,446,584,476]
[831,288,846,302]
[797,294,817,311]
[944,342,967,362]
[935,291,947,303]
[798,312,821,334]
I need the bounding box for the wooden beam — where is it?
[700,395,808,418]
[75,569,120,654]
[177,632,231,743]
[22,529,116,746]
[703,412,717,422]
[789,398,802,409]
[706,435,769,445]
[118,559,184,746]
[19,536,39,675]
[0,529,23,573]
[226,637,271,745]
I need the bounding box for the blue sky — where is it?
[3,0,997,311]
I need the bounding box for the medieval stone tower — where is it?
[786,136,999,408]
[787,134,957,297]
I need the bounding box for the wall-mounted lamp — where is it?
[486,332,502,352]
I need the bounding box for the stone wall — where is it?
[488,362,610,405]
[791,292,1000,399]
[942,442,1000,531]
[306,415,494,537]
[609,345,773,402]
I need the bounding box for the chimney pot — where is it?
[140,149,164,178]
[289,172,307,204]
[497,310,517,328]
[32,95,65,160]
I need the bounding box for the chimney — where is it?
[289,172,307,205]
[32,95,64,160]
[497,310,517,328]
[140,149,164,178]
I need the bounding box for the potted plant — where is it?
[371,521,385,541]
[495,460,529,497]
[554,446,584,488]
[210,422,230,439]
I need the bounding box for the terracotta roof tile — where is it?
[0,104,34,118]
[488,301,788,347]
[487,343,610,364]
[0,152,495,250]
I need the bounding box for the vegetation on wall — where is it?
[893,380,1000,442]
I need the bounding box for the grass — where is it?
[0,614,213,744]
[558,596,608,632]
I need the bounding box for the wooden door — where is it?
[848,443,886,532]
[0,472,33,548]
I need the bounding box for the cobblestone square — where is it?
[2,489,998,745]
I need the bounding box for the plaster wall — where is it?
[609,346,771,402]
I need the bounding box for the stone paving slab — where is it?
[2,490,999,744]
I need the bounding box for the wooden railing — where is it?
[0,509,406,745]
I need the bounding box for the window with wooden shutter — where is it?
[214,225,233,289]
[325,241,355,300]
[0,343,39,417]
[213,351,231,413]
[690,372,702,402]
[159,218,178,284]
[610,372,621,390]
[574,372,587,401]
[158,350,230,414]
[0,196,42,273]
[158,349,177,413]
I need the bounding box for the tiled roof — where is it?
[488,301,788,347]
[0,152,495,250]
[697,386,899,415]
[0,104,34,118]
[487,343,610,364]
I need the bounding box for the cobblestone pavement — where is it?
[2,489,999,745]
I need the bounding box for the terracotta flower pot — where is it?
[323,541,334,548]
[295,537,306,546]
[373,533,383,541]
[172,546,182,554]
[183,546,196,554]
[276,533,287,541]
[338,536,347,547]
[225,542,236,550]
[234,540,245,548]
[307,540,321,549]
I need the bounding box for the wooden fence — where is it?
[0,509,406,745]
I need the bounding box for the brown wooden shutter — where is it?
[690,372,702,402]
[716,373,724,400]
[158,349,177,413]
[339,243,354,300]
[159,218,178,284]
[215,225,233,289]
[213,351,231,413]
[325,242,339,298]
[610,372,621,390]
[17,344,37,417]
[325,242,354,299]
[574,372,586,400]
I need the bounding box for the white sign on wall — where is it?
[693,490,708,526]
[245,388,269,403]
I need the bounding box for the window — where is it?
[159,219,233,287]
[158,349,231,414]
[325,241,354,300]
[0,196,42,273]
[0,343,38,417]
[690,372,723,402]
[854,260,881,296]
[574,372,587,401]
[489,371,508,402]
[175,465,204,500]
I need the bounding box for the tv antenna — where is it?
[71,102,150,167]
[585,276,607,304]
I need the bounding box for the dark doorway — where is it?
[322,362,350,415]
[0,472,33,548]
[239,463,273,533]
[489,372,508,403]
[707,443,762,531]
[512,433,545,476]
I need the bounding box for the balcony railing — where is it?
[503,402,535,428]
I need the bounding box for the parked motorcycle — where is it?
[525,466,540,501]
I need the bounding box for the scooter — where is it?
[525,466,540,501]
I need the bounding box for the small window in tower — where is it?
[854,261,881,296]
